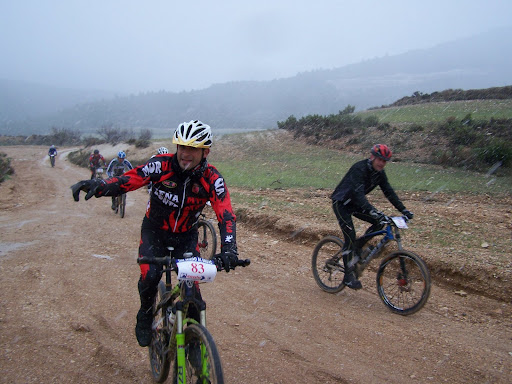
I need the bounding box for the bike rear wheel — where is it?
[376,250,431,315]
[170,323,224,384]
[311,236,346,293]
[197,219,217,260]
[149,281,171,382]
[119,194,126,218]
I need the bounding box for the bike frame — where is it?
[158,262,210,384]
[351,219,404,269]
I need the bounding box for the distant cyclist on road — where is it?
[48,145,57,167]
[89,149,106,179]
[71,120,239,347]
[106,151,133,210]
[331,144,414,290]
[48,145,57,157]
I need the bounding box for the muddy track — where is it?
[0,146,511,384]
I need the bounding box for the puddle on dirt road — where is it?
[0,241,38,257]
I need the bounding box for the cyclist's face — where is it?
[371,156,387,171]
[176,145,209,171]
[117,157,124,162]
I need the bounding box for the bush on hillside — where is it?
[0,152,14,183]
[135,129,152,148]
[96,124,136,145]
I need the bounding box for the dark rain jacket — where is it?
[100,153,237,251]
[331,159,406,213]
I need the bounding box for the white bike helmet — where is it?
[157,146,169,155]
[172,120,212,148]
[118,151,126,159]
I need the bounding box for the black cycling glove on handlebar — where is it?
[402,209,414,220]
[71,179,106,201]
[215,252,239,272]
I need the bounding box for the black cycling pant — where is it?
[332,200,382,267]
[137,217,200,317]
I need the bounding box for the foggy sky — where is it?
[1,0,511,94]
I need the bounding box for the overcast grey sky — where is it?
[1,0,511,94]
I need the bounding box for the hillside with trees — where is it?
[1,27,511,136]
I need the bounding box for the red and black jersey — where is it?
[89,154,106,168]
[102,153,237,251]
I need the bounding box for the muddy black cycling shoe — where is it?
[135,310,153,347]
[343,271,362,290]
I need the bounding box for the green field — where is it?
[210,130,512,195]
[357,99,512,124]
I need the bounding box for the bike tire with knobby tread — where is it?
[311,235,346,293]
[197,219,217,260]
[376,250,431,316]
[148,281,171,383]
[170,323,224,384]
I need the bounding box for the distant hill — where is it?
[1,27,511,136]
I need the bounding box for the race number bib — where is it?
[391,216,408,229]
[176,257,217,283]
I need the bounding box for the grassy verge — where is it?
[210,130,512,195]
[357,99,512,124]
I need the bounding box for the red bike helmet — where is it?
[371,144,392,161]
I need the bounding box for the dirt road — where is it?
[0,146,511,383]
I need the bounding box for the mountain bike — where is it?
[138,251,250,383]
[113,193,127,218]
[49,154,56,167]
[197,214,217,260]
[312,216,431,315]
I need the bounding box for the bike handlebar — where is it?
[137,254,250,272]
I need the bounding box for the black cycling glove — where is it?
[71,179,105,201]
[402,209,414,220]
[216,252,239,272]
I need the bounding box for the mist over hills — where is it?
[1,27,511,136]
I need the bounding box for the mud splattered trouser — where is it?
[332,200,382,267]
[137,216,201,318]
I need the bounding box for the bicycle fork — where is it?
[176,307,186,382]
[175,283,208,384]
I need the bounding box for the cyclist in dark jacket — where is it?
[48,145,57,157]
[331,144,413,289]
[71,120,239,347]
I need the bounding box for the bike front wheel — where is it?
[376,250,431,315]
[119,194,126,218]
[311,236,346,293]
[149,281,171,383]
[197,219,217,260]
[170,323,224,384]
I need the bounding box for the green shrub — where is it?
[476,139,512,167]
[0,152,14,182]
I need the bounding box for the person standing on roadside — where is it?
[71,120,240,347]
[331,144,414,289]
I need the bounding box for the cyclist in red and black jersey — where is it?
[71,120,239,347]
[88,149,106,179]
